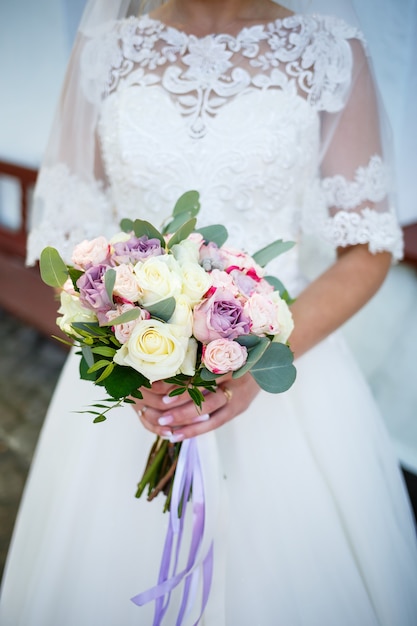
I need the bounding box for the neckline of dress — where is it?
[140,13,307,41]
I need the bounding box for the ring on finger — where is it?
[137,406,148,418]
[222,386,233,403]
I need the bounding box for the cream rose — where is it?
[57,291,96,336]
[202,339,247,375]
[113,319,188,382]
[180,261,212,305]
[168,295,194,337]
[171,238,201,264]
[271,293,294,344]
[134,255,182,306]
[71,236,109,269]
[180,337,198,376]
[113,264,142,302]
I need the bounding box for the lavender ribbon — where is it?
[131,438,214,625]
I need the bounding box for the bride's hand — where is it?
[133,373,260,441]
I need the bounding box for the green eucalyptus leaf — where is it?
[167,218,197,249]
[82,345,94,368]
[173,190,200,217]
[252,240,295,267]
[236,335,261,349]
[145,297,176,322]
[250,342,296,393]
[199,367,221,381]
[72,322,106,336]
[105,268,116,303]
[163,212,194,235]
[120,218,134,233]
[39,247,69,288]
[102,308,142,326]
[132,219,165,246]
[196,225,228,247]
[263,275,294,304]
[232,337,270,379]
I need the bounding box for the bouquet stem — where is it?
[135,436,181,509]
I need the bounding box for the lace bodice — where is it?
[27,14,403,289]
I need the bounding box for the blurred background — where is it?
[0,0,416,581]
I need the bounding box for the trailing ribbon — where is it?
[131,438,214,625]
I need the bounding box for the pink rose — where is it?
[193,288,250,343]
[210,269,239,294]
[71,236,109,269]
[243,293,280,336]
[106,304,149,344]
[202,339,247,374]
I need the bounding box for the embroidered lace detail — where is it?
[81,14,364,137]
[323,208,403,260]
[322,155,389,210]
[27,164,116,265]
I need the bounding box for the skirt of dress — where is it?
[1,331,417,626]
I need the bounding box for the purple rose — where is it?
[77,264,112,313]
[112,236,163,264]
[193,288,250,343]
[229,269,258,298]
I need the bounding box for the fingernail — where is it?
[158,415,174,426]
[162,395,177,405]
[192,413,210,423]
[170,432,185,443]
[161,428,173,439]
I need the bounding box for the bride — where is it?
[1,0,417,624]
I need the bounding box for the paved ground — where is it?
[0,306,416,585]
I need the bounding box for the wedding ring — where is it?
[137,406,148,418]
[222,387,233,403]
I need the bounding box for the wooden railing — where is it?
[0,159,416,341]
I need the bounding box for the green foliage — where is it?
[39,247,69,288]
[132,219,165,246]
[232,337,270,379]
[166,218,197,249]
[195,225,228,247]
[104,268,116,303]
[252,240,295,267]
[250,342,297,393]
[145,297,176,322]
[101,307,142,326]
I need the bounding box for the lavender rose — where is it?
[77,264,112,313]
[193,288,250,343]
[112,235,163,265]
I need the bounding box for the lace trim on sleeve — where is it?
[322,208,403,260]
[322,155,389,210]
[27,164,115,266]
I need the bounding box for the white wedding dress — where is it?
[1,14,417,626]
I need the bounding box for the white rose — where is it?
[243,293,280,336]
[113,319,188,382]
[71,236,109,269]
[171,239,200,264]
[168,295,194,337]
[57,291,96,336]
[134,255,182,306]
[113,264,141,302]
[180,261,212,305]
[271,293,294,344]
[180,337,198,376]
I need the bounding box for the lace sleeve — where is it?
[314,37,403,261]
[26,164,116,266]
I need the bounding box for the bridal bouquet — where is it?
[40,191,296,511]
